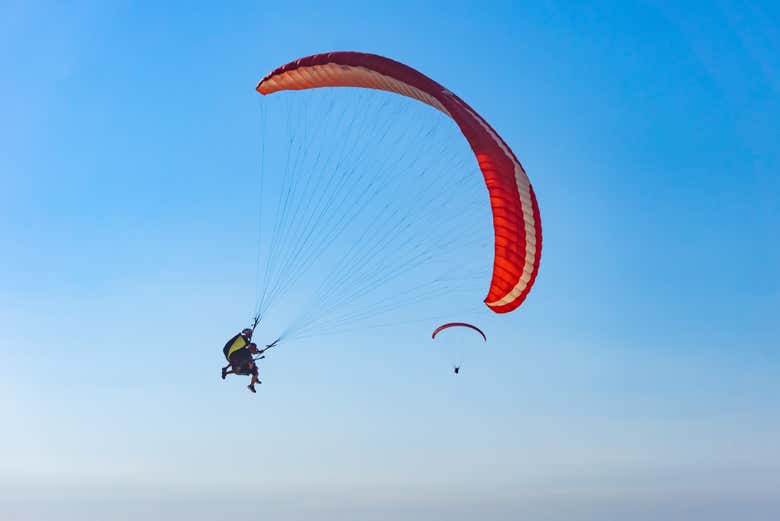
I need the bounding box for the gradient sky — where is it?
[2,1,779,520]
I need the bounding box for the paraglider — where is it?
[221,327,263,393]
[432,322,487,374]
[220,317,281,393]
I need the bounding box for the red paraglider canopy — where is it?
[257,52,542,314]
[431,322,487,342]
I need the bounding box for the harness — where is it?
[224,334,249,360]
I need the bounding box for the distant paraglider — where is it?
[432,322,486,374]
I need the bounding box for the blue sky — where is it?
[1,1,779,519]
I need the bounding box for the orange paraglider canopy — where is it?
[257,52,542,314]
